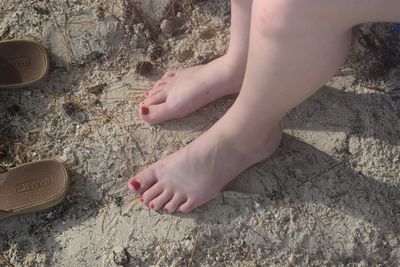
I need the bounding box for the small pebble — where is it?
[62,102,87,123]
[254,201,266,214]
[74,112,87,123]
[58,155,68,162]
[59,147,71,162]
[113,247,130,266]
[160,19,175,34]
[120,168,132,178]
[358,260,368,267]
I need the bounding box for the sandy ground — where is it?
[1,0,400,266]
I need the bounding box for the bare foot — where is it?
[139,56,245,124]
[128,117,282,213]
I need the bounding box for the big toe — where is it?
[140,103,178,124]
[128,167,157,195]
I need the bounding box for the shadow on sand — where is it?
[228,85,400,234]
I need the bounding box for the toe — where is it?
[162,70,177,79]
[128,167,157,195]
[163,194,187,213]
[141,183,164,206]
[153,79,169,88]
[143,89,168,106]
[147,83,166,97]
[149,191,173,210]
[153,72,177,88]
[140,103,177,124]
[178,199,197,213]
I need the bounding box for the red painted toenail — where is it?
[141,106,149,115]
[140,196,144,203]
[144,92,149,96]
[131,180,141,190]
[150,203,155,209]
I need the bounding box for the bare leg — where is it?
[139,0,253,124]
[129,0,400,212]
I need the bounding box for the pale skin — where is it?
[128,0,400,213]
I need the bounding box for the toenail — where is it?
[140,196,144,203]
[150,203,155,209]
[141,106,150,115]
[164,208,168,213]
[131,180,141,190]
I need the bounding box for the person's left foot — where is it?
[139,55,245,124]
[128,113,282,213]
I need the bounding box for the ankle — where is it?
[239,123,282,159]
[223,50,247,69]
[218,122,282,164]
[216,54,246,87]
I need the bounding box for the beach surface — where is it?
[1,0,400,266]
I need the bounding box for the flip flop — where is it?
[0,159,70,220]
[0,39,49,89]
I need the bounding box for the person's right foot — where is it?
[128,112,283,213]
[139,55,246,124]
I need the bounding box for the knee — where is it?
[251,0,293,36]
[251,0,338,36]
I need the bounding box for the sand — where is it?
[1,0,400,266]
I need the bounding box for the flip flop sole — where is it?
[0,160,70,220]
[0,40,49,89]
